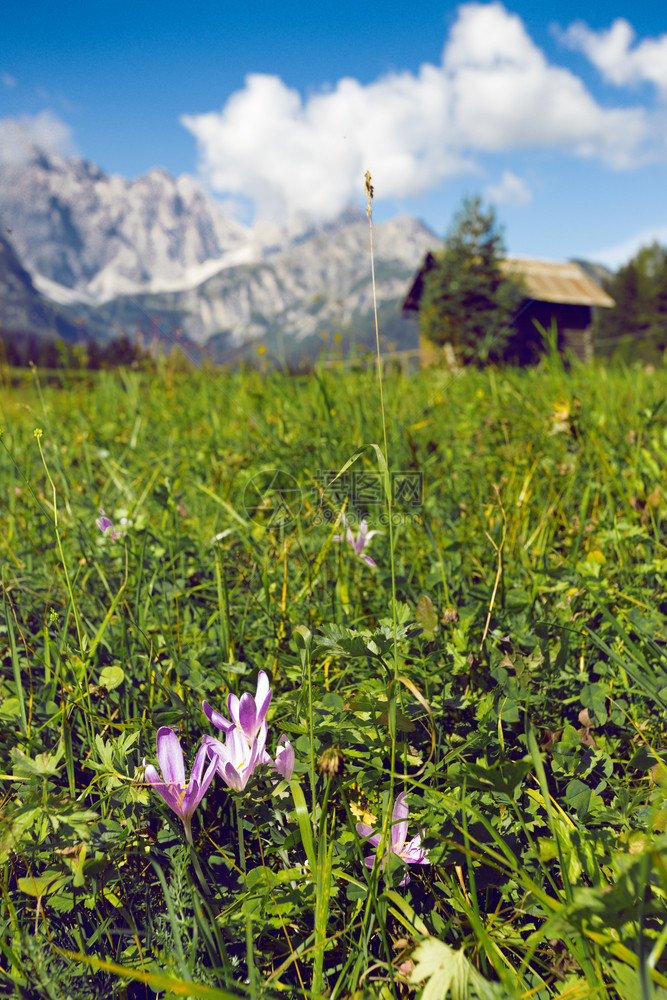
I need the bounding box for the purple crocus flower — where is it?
[333,512,383,568]
[143,727,217,844]
[270,734,295,780]
[202,724,267,792]
[96,508,129,541]
[202,670,272,743]
[356,792,429,886]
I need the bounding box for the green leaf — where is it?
[416,594,438,638]
[95,734,114,770]
[565,778,603,820]
[410,938,505,1000]
[611,961,667,1000]
[289,779,316,873]
[316,619,420,660]
[245,866,279,892]
[0,696,20,720]
[11,741,65,779]
[629,746,661,771]
[451,759,533,799]
[98,665,125,691]
[316,623,390,659]
[18,873,66,897]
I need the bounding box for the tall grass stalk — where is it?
[33,428,85,655]
[364,173,402,877]
[365,171,398,644]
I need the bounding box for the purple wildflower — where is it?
[202,670,272,743]
[356,792,429,886]
[96,508,129,541]
[202,724,267,792]
[271,734,295,780]
[333,512,383,568]
[143,727,217,844]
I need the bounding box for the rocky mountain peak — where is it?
[0,149,440,359]
[0,148,252,301]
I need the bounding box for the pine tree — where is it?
[595,241,667,358]
[646,246,667,350]
[419,197,524,364]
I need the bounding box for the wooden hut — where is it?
[402,254,615,365]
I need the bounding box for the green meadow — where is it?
[1,352,667,1000]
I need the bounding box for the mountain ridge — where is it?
[0,230,83,347]
[0,148,440,357]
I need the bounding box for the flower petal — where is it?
[221,761,245,792]
[255,670,271,708]
[156,727,185,786]
[96,512,113,534]
[402,834,429,864]
[190,741,217,791]
[227,692,240,724]
[255,671,272,724]
[144,762,184,815]
[237,691,257,736]
[273,735,294,779]
[202,700,234,732]
[391,792,409,851]
[355,823,382,850]
[226,726,248,763]
[181,752,217,817]
[253,722,267,763]
[201,733,227,758]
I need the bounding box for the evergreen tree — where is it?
[595,241,667,359]
[87,339,102,370]
[645,245,667,351]
[37,337,59,368]
[597,261,643,344]
[419,197,524,364]
[102,332,137,367]
[2,335,22,367]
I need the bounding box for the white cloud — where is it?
[559,18,667,97]
[588,224,667,270]
[484,170,532,206]
[444,5,648,166]
[0,110,76,165]
[1,71,17,89]
[182,69,473,221]
[181,1,654,223]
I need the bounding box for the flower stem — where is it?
[236,796,246,874]
[236,798,257,998]
[188,842,212,897]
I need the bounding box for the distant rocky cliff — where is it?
[0,149,439,357]
[0,231,81,344]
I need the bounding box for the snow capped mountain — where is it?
[0,149,254,302]
[96,212,439,350]
[0,148,440,356]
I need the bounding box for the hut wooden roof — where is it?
[403,254,615,311]
[501,257,615,308]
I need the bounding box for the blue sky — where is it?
[2,1,667,268]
